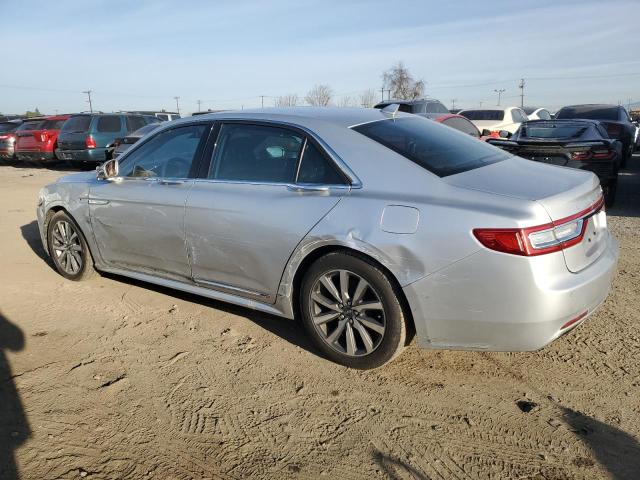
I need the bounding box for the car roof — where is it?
[376,98,442,106]
[175,107,415,129]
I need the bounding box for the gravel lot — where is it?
[0,157,639,480]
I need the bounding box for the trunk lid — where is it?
[446,157,607,272]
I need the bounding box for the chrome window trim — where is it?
[191,177,351,190]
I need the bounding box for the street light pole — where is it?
[494,88,506,106]
[82,90,93,113]
[174,96,180,115]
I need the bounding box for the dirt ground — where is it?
[0,156,639,480]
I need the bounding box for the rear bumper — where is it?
[404,232,619,351]
[16,150,56,162]
[55,148,106,163]
[0,146,15,158]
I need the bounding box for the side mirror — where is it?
[499,130,511,138]
[97,158,119,180]
[481,129,492,136]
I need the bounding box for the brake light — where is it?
[473,195,604,256]
[591,150,615,160]
[570,151,592,161]
[85,135,97,149]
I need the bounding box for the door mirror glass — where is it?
[97,159,119,180]
[499,130,511,138]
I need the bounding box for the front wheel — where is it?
[47,211,95,281]
[300,252,408,369]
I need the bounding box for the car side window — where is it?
[537,110,551,120]
[511,109,524,123]
[118,124,208,179]
[126,116,146,132]
[442,117,480,137]
[209,124,303,183]
[297,141,346,184]
[97,116,122,133]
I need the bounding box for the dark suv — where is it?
[555,104,636,168]
[56,113,149,164]
[374,98,450,119]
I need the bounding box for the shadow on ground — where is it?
[372,450,430,480]
[20,221,53,267]
[0,312,30,480]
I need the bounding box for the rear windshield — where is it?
[460,110,505,121]
[42,119,66,130]
[521,122,589,139]
[16,121,44,131]
[353,117,509,177]
[556,107,619,121]
[425,102,449,114]
[61,116,92,133]
[0,123,19,133]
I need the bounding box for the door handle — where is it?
[88,199,110,205]
[158,180,184,186]
[287,184,330,193]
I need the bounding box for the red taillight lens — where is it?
[591,150,615,160]
[571,151,592,161]
[571,150,615,161]
[474,196,604,256]
[85,135,97,149]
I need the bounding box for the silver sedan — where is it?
[36,107,619,369]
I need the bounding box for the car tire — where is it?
[300,251,408,369]
[621,144,632,169]
[603,179,618,208]
[47,211,96,281]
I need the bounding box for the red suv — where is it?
[15,115,70,162]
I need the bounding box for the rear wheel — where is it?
[300,252,407,369]
[47,211,95,281]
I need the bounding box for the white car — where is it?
[459,107,529,136]
[524,107,552,120]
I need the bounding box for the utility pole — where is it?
[259,95,266,108]
[380,86,385,101]
[479,100,483,108]
[82,90,93,113]
[627,97,632,111]
[494,88,506,106]
[386,89,391,101]
[197,100,202,112]
[173,96,180,114]
[518,78,525,108]
[451,99,457,110]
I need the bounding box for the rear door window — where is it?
[42,119,66,130]
[353,117,508,177]
[296,141,346,184]
[61,116,92,133]
[209,124,303,183]
[97,116,122,133]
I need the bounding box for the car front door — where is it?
[89,123,210,280]
[185,122,350,301]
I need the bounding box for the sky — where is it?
[1,0,640,115]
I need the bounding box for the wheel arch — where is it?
[44,205,97,266]
[290,244,416,344]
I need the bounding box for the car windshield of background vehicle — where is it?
[557,107,619,121]
[61,116,92,133]
[521,122,588,139]
[460,110,505,121]
[425,102,449,114]
[42,119,66,130]
[353,117,509,177]
[16,121,44,131]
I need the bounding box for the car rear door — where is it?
[184,121,350,301]
[89,123,211,280]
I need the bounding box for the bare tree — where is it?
[305,84,333,106]
[382,62,425,100]
[359,89,377,108]
[275,94,298,107]
[338,95,357,107]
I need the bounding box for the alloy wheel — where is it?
[309,269,386,356]
[51,220,83,275]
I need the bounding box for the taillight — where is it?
[571,150,615,161]
[85,135,97,149]
[473,196,604,256]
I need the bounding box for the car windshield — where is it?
[16,121,44,131]
[353,117,509,177]
[460,110,505,121]
[520,122,589,139]
[0,123,18,133]
[61,115,92,133]
[556,106,619,121]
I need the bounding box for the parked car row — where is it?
[0,111,176,164]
